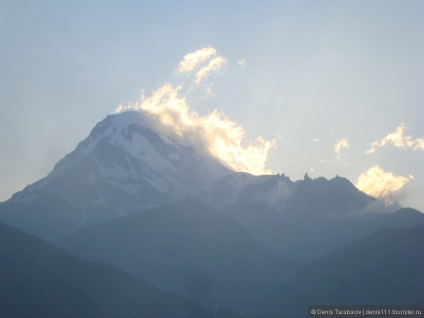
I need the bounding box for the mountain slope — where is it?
[274,225,424,317]
[59,199,296,315]
[0,221,213,318]
[0,111,232,241]
[277,206,424,263]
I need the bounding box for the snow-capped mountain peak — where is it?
[2,111,378,243]
[10,111,233,226]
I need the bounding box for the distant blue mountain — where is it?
[59,199,296,316]
[220,174,424,263]
[273,225,424,317]
[0,221,213,318]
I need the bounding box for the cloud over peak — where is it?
[116,47,274,175]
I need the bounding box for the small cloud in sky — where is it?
[204,83,215,97]
[237,58,246,67]
[177,46,217,74]
[194,56,226,86]
[356,165,413,205]
[176,46,226,91]
[116,46,275,175]
[367,123,424,154]
[320,133,350,163]
[334,138,350,160]
[313,138,320,142]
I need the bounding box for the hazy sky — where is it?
[1,1,424,211]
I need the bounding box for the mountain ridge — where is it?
[1,110,422,262]
[59,199,296,315]
[273,225,424,317]
[0,110,424,317]
[0,220,213,318]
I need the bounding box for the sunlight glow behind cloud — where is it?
[116,47,275,175]
[367,123,424,154]
[356,165,413,204]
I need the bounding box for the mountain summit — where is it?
[0,111,232,240]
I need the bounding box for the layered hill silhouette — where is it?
[215,173,424,262]
[273,224,424,317]
[0,221,213,318]
[59,199,296,315]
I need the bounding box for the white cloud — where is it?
[204,83,215,97]
[319,136,350,163]
[177,46,217,74]
[237,58,246,67]
[116,46,276,175]
[175,46,227,95]
[194,56,226,86]
[116,83,275,175]
[334,138,350,159]
[356,165,413,204]
[367,123,424,154]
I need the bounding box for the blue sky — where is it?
[1,1,424,210]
